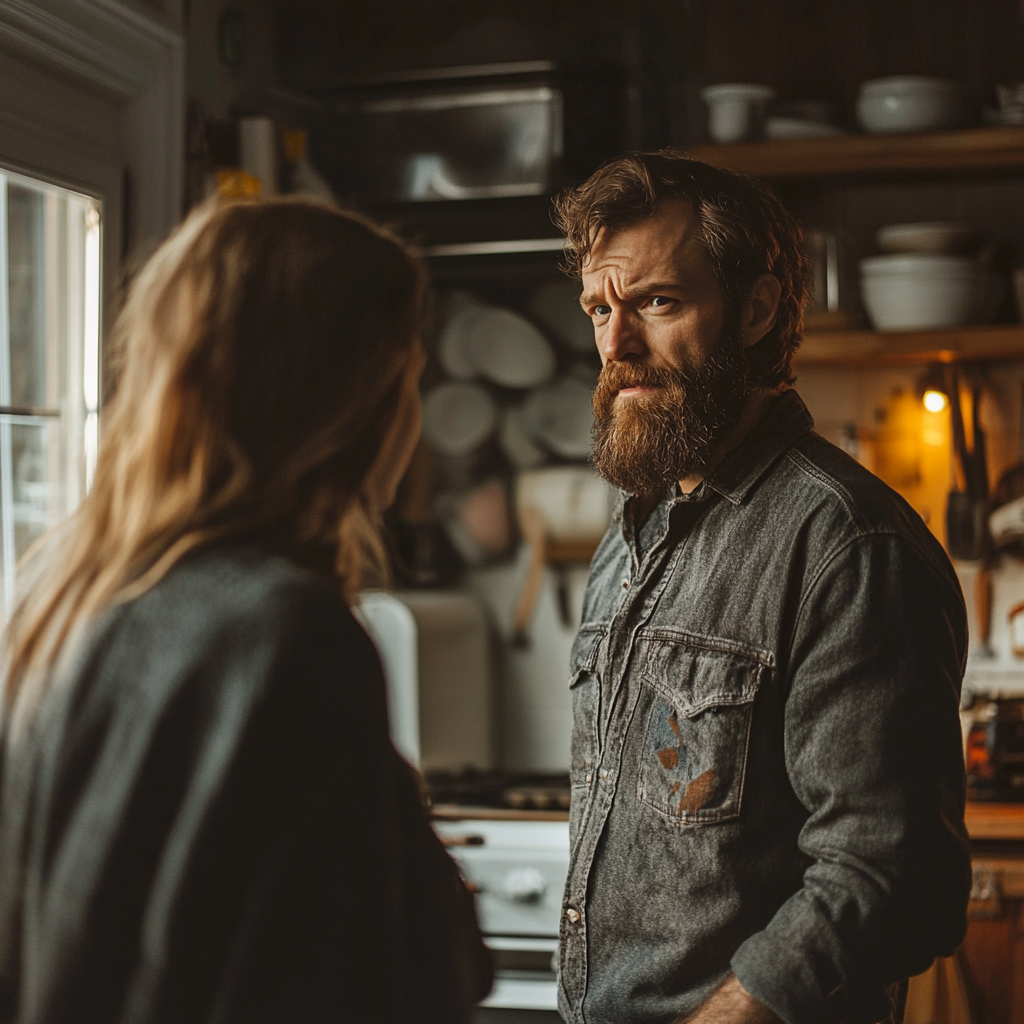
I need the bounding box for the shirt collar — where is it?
[702,389,815,505]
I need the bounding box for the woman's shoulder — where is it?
[134,543,359,645]
[76,544,380,716]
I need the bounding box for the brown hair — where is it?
[552,148,808,389]
[4,197,424,698]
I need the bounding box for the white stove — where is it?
[433,818,569,1017]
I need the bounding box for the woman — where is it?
[0,199,491,1023]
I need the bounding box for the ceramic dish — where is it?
[499,404,548,469]
[860,253,984,330]
[422,381,498,457]
[856,76,969,134]
[527,280,594,353]
[438,291,487,379]
[461,305,556,389]
[700,83,776,143]
[523,377,595,459]
[875,221,984,255]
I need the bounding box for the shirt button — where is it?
[600,769,609,782]
[621,580,630,590]
[565,908,580,923]
[585,771,593,784]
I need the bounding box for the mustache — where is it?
[596,360,690,394]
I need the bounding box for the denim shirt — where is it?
[558,390,970,1024]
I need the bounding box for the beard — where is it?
[590,325,752,497]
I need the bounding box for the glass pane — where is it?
[0,169,100,621]
[7,184,47,410]
[9,420,62,560]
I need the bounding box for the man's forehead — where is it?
[582,198,707,285]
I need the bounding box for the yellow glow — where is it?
[923,390,947,413]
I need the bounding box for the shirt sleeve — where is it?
[730,531,971,1024]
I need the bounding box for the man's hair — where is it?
[552,149,809,389]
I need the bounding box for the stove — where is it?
[431,774,570,1018]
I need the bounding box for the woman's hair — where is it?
[4,198,424,698]
[552,149,809,389]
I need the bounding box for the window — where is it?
[0,168,101,620]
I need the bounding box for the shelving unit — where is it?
[689,126,1024,179]
[797,324,1024,366]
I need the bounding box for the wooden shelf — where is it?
[689,126,1024,179]
[796,324,1024,366]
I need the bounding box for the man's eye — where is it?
[650,296,672,307]
[593,305,612,317]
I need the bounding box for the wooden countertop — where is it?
[965,802,1024,842]
[430,804,570,823]
[431,802,1024,834]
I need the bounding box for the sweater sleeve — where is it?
[731,533,971,1024]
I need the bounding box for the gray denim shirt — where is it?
[558,390,971,1024]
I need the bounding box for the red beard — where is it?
[590,331,751,496]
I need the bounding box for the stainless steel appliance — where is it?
[434,816,568,1020]
[313,61,649,212]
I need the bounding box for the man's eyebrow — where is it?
[579,282,685,308]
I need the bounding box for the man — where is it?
[554,151,970,1024]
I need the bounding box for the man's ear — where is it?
[740,274,782,348]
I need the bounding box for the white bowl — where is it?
[700,83,776,143]
[875,221,984,255]
[856,76,968,134]
[860,254,984,330]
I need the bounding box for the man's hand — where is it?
[678,974,781,1024]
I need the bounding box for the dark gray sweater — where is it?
[0,544,490,1023]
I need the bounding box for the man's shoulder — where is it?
[768,428,956,583]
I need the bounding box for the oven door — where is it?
[434,819,569,1017]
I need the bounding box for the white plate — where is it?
[437,291,487,380]
[500,404,548,469]
[422,381,497,457]
[462,306,556,388]
[527,280,595,353]
[523,377,594,460]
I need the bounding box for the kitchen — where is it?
[2,0,1024,1021]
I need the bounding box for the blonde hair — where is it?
[4,198,424,700]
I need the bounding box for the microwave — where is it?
[313,61,650,206]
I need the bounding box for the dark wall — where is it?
[276,0,1024,143]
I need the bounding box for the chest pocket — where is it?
[635,631,766,826]
[568,626,606,790]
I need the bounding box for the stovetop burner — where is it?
[427,770,570,811]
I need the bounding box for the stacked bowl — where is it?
[859,222,995,331]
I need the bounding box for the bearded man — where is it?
[553,151,970,1024]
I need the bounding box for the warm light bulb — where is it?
[923,390,947,413]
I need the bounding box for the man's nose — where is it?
[599,310,646,363]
